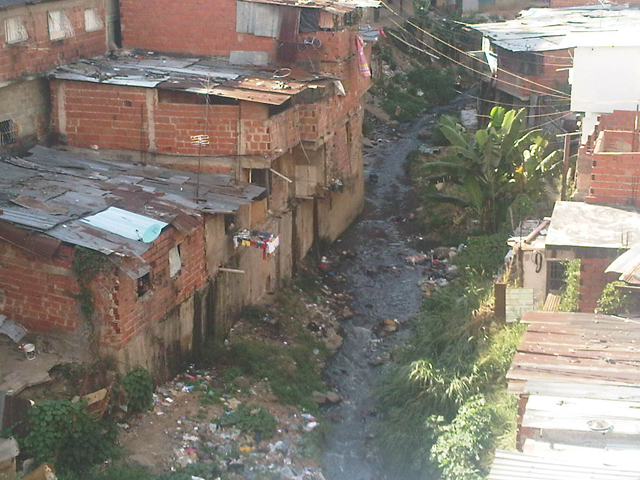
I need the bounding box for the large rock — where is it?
[325,391,342,404]
[233,376,251,389]
[312,391,328,404]
[324,332,343,352]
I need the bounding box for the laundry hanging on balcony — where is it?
[233,229,280,259]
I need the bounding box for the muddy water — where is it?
[322,111,443,480]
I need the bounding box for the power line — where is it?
[382,2,571,99]
[386,16,571,101]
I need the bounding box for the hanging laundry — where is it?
[232,229,281,260]
[356,34,371,78]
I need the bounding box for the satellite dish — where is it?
[140,223,163,243]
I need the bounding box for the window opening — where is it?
[224,214,236,233]
[5,17,28,44]
[48,10,74,41]
[547,260,566,292]
[137,273,151,297]
[84,8,103,32]
[0,120,16,146]
[169,244,182,277]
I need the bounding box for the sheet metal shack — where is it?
[0,146,279,380]
[489,311,640,479]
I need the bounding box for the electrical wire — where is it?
[386,17,571,101]
[382,1,572,99]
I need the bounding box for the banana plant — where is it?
[420,107,562,233]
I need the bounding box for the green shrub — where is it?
[201,340,325,411]
[23,400,118,473]
[558,259,581,312]
[406,67,456,106]
[429,395,492,480]
[122,367,154,413]
[454,234,510,277]
[216,405,277,439]
[596,280,632,314]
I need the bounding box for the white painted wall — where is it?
[571,44,640,141]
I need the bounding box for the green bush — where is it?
[202,340,325,412]
[429,395,492,480]
[377,230,523,479]
[454,234,510,277]
[558,259,581,312]
[122,367,154,413]
[406,67,456,106]
[23,400,118,473]
[216,405,277,439]
[596,280,632,314]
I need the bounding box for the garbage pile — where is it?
[119,367,330,479]
[406,245,463,296]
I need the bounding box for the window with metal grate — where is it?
[0,120,15,146]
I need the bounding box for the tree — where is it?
[420,107,561,233]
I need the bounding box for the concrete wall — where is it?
[506,287,534,322]
[571,45,640,137]
[111,293,202,381]
[520,248,547,308]
[0,78,51,152]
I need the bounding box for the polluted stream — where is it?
[321,100,468,480]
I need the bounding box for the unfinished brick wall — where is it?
[598,110,639,131]
[585,152,640,205]
[0,242,82,332]
[495,49,572,101]
[578,256,618,312]
[103,226,208,350]
[0,0,107,83]
[119,0,276,58]
[155,103,239,156]
[52,81,151,151]
[0,221,207,352]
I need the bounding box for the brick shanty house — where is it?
[0,146,268,378]
[0,0,378,379]
[49,0,376,256]
[466,7,640,130]
[0,0,120,152]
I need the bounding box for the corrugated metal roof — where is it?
[546,201,640,249]
[0,146,265,259]
[508,311,640,394]
[489,450,640,480]
[606,244,640,284]
[491,311,640,479]
[468,6,640,52]
[49,52,337,105]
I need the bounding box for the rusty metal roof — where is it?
[49,52,336,106]
[469,6,640,53]
[606,243,640,285]
[0,146,264,259]
[492,311,640,478]
[489,450,640,480]
[508,311,640,393]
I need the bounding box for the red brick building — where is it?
[0,146,265,378]
[1,0,377,379]
[0,0,112,152]
[49,0,374,251]
[466,8,640,130]
[574,111,640,206]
